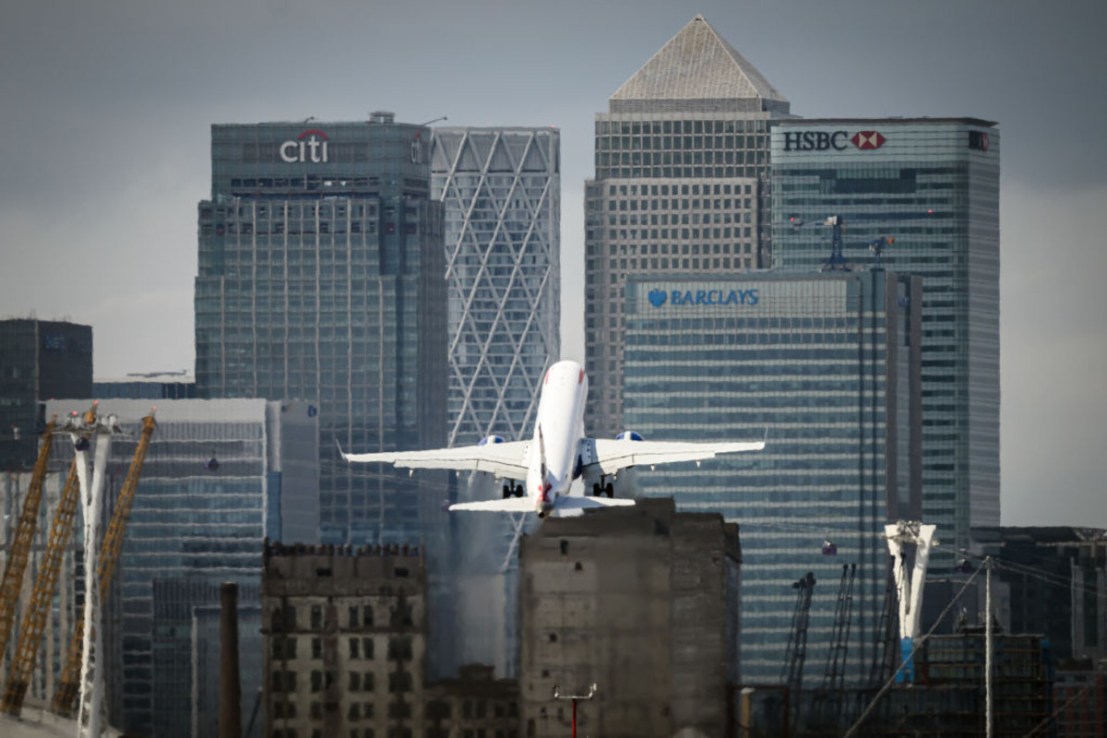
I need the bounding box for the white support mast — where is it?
[65,406,122,738]
[884,520,937,683]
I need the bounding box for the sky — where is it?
[1,0,1104,529]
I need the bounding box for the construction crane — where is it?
[0,406,96,716]
[810,563,858,732]
[822,562,857,694]
[52,412,156,717]
[815,215,895,271]
[0,419,57,662]
[820,215,850,272]
[781,571,816,731]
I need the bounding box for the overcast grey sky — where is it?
[1,0,1104,528]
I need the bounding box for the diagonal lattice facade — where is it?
[431,128,560,446]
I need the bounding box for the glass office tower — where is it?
[43,398,318,737]
[430,127,560,445]
[584,14,793,436]
[622,271,921,685]
[194,115,448,546]
[771,118,1000,567]
[0,319,92,470]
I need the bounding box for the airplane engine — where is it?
[478,435,505,446]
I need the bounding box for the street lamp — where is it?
[552,683,597,738]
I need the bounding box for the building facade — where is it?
[975,526,1107,662]
[771,118,1000,565]
[584,15,792,436]
[44,397,318,736]
[94,371,197,400]
[262,542,427,738]
[519,498,741,738]
[430,127,560,446]
[430,126,560,678]
[0,319,92,471]
[621,271,922,686]
[194,115,448,546]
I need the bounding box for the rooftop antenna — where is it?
[869,235,895,269]
[821,215,851,272]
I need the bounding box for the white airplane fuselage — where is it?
[526,360,588,515]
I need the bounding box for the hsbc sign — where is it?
[782,130,886,152]
[280,129,329,163]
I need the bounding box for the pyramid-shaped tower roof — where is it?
[610,15,787,109]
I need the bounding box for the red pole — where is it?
[571,698,577,738]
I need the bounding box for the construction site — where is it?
[0,403,153,736]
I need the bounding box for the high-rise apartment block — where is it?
[0,319,92,470]
[584,15,792,435]
[194,115,448,546]
[621,271,922,685]
[43,398,318,736]
[772,118,1000,563]
[519,498,741,738]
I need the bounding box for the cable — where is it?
[1021,680,1096,738]
[842,560,985,738]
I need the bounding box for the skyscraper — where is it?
[430,126,560,677]
[430,127,560,445]
[771,118,1000,565]
[584,15,792,436]
[621,270,922,686]
[0,319,92,470]
[194,115,448,545]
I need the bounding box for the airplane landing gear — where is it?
[591,478,616,498]
[502,482,524,499]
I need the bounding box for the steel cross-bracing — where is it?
[432,128,559,446]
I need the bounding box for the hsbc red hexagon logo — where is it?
[851,131,886,150]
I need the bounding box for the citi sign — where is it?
[649,288,760,308]
[783,130,886,151]
[280,129,329,163]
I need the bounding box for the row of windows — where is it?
[602,227,755,241]
[271,602,417,631]
[597,119,768,135]
[609,197,752,212]
[598,133,766,152]
[202,202,384,219]
[599,151,767,168]
[598,165,769,180]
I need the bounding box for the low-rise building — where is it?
[519,498,741,738]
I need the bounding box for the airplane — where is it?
[340,359,764,517]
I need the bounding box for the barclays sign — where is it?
[648,288,760,308]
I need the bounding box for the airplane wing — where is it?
[341,441,530,480]
[449,497,536,513]
[449,495,636,515]
[581,438,765,476]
